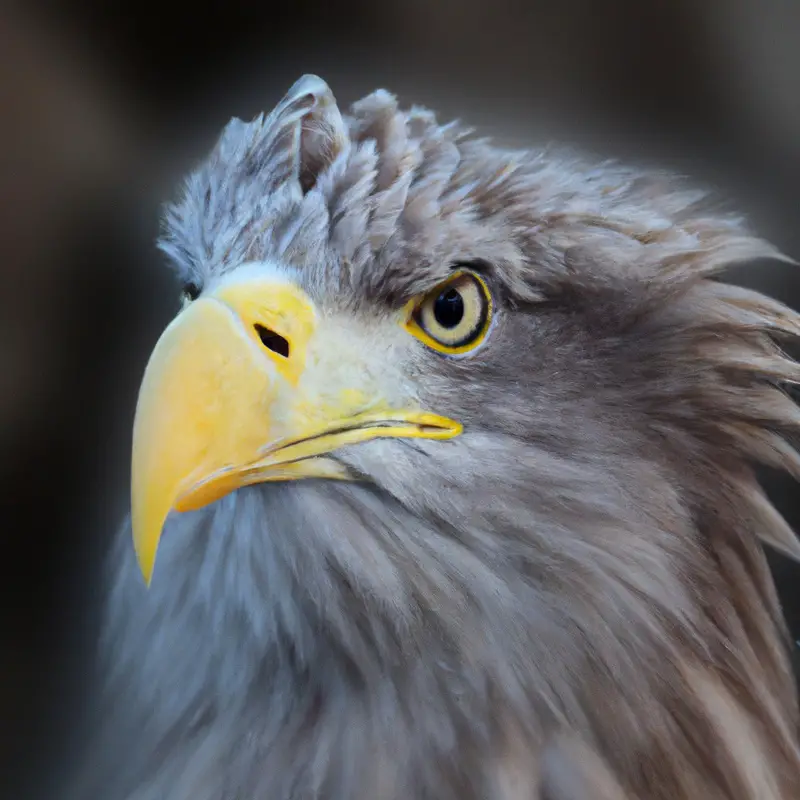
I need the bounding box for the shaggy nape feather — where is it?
[69,75,800,800]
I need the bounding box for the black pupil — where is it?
[183,281,201,301]
[433,288,464,329]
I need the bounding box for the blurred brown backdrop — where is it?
[1,1,799,796]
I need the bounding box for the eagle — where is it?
[68,75,800,799]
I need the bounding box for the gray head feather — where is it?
[71,76,800,799]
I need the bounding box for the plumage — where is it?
[69,75,800,799]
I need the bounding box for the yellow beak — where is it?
[131,276,461,584]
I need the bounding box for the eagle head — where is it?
[116,75,800,798]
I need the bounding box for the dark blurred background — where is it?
[1,1,799,796]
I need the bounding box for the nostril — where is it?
[254,324,290,358]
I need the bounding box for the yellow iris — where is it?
[404,271,493,355]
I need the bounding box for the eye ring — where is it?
[404,270,493,355]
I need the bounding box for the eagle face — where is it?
[99,75,800,799]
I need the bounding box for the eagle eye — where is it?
[180,280,202,306]
[404,270,493,355]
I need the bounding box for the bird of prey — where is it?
[69,75,800,799]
